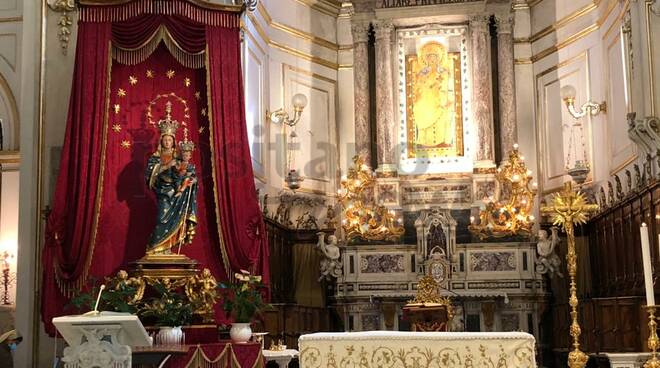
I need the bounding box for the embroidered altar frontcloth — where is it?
[298,331,536,368]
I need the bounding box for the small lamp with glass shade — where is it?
[560,84,606,119]
[267,93,308,126]
[267,93,309,191]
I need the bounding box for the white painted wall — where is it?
[514,0,658,195]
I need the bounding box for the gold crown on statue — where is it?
[158,101,180,137]
[179,128,196,152]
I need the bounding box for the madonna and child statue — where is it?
[144,101,198,256]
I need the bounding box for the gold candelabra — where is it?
[469,144,537,239]
[541,182,598,368]
[645,306,660,368]
[337,155,404,242]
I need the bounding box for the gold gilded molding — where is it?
[256,2,339,51]
[271,21,339,50]
[0,16,22,23]
[646,0,656,115]
[531,23,598,63]
[601,0,629,39]
[46,0,75,54]
[0,71,20,148]
[243,26,267,55]
[515,58,533,65]
[246,7,339,70]
[271,40,339,69]
[284,63,337,85]
[516,0,599,44]
[597,0,620,27]
[291,0,341,17]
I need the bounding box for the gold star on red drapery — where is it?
[113,104,120,114]
[184,78,191,87]
[129,76,138,85]
[146,70,155,78]
[201,108,207,116]
[194,91,201,100]
[117,88,126,97]
[198,126,206,134]
[166,70,175,79]
[120,140,131,149]
[112,124,122,132]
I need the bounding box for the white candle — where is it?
[641,223,655,306]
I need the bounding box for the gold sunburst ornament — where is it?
[337,155,404,242]
[541,182,598,368]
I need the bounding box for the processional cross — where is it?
[540,182,598,368]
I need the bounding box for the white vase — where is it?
[230,323,252,343]
[157,326,183,345]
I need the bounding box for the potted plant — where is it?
[139,280,193,345]
[220,270,269,343]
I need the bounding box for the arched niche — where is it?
[0,71,19,151]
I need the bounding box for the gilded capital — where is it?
[351,22,371,44]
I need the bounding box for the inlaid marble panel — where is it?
[470,251,516,272]
[360,254,405,273]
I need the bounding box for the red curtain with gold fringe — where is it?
[42,1,268,334]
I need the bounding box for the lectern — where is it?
[53,312,152,368]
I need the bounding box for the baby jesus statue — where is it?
[175,140,197,197]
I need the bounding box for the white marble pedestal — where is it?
[263,349,299,368]
[604,353,651,368]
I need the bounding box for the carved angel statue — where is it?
[316,232,343,281]
[185,268,218,322]
[535,227,563,278]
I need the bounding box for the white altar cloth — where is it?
[298,331,536,368]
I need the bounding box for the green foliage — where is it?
[139,281,194,327]
[219,272,270,323]
[69,280,138,315]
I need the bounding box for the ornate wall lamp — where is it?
[267,93,308,127]
[267,93,308,191]
[560,85,606,119]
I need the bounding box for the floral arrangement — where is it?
[220,270,269,323]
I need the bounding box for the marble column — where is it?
[374,21,397,172]
[496,14,518,159]
[351,21,372,163]
[470,15,495,163]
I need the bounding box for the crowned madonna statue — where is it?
[144,102,199,256]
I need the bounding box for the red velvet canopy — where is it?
[42,0,268,334]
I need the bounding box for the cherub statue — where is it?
[599,186,607,208]
[185,268,218,322]
[625,170,632,194]
[645,153,653,184]
[110,270,145,304]
[535,227,563,278]
[615,175,624,201]
[657,149,660,179]
[324,204,337,229]
[316,232,343,281]
[634,164,642,189]
[607,181,615,205]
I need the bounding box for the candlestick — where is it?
[644,306,660,368]
[641,223,656,306]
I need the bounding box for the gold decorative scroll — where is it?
[405,41,463,159]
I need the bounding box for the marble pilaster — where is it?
[374,21,397,172]
[352,21,372,163]
[470,15,495,163]
[496,14,517,159]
